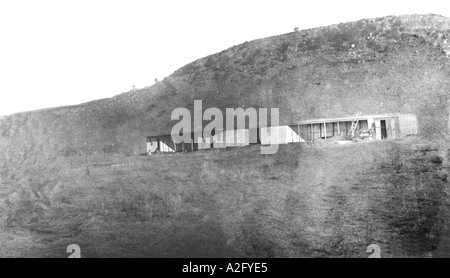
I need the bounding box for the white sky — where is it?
[0,0,449,116]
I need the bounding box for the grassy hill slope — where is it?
[0,14,450,257]
[0,138,448,257]
[1,14,450,165]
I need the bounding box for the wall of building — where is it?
[197,137,212,150]
[398,114,419,136]
[298,120,368,141]
[260,126,304,144]
[146,135,176,154]
[146,141,158,153]
[213,129,250,148]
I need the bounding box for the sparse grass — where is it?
[1,14,450,257]
[0,137,448,257]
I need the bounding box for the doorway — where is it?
[380,120,387,139]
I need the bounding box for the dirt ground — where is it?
[0,136,449,257]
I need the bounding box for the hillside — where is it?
[0,138,449,257]
[0,14,450,257]
[1,15,450,162]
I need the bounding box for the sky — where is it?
[0,0,449,116]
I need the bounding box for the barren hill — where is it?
[1,14,450,258]
[1,14,450,166]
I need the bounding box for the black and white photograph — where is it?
[0,0,450,263]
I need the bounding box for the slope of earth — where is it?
[1,14,450,172]
[0,137,448,257]
[1,14,450,257]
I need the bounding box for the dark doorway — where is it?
[380,120,387,139]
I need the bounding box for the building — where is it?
[290,113,418,142]
[146,134,176,154]
[146,133,200,155]
[212,128,258,148]
[260,125,305,145]
[146,113,418,155]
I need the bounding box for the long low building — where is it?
[290,113,418,142]
[146,113,418,154]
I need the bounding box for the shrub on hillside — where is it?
[275,41,290,62]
